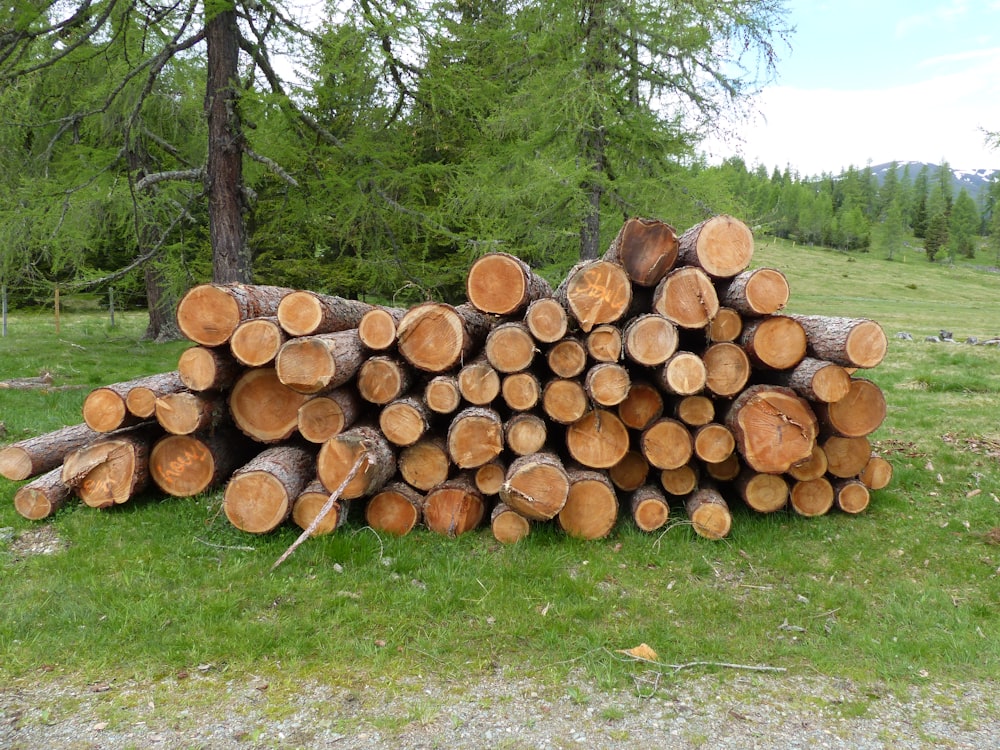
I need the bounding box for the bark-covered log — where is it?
[379,396,432,447]
[739,315,807,371]
[0,422,103,481]
[84,374,181,432]
[124,371,187,419]
[640,417,694,470]
[814,378,887,437]
[150,427,257,497]
[317,424,397,500]
[504,412,548,456]
[725,384,818,474]
[14,467,72,520]
[630,484,670,532]
[447,407,504,469]
[708,307,742,343]
[398,437,451,492]
[423,375,462,415]
[275,330,366,394]
[155,391,227,436]
[622,313,678,367]
[423,473,486,537]
[229,367,310,443]
[397,302,495,373]
[602,216,679,287]
[357,306,406,351]
[766,357,852,403]
[833,477,871,514]
[356,355,413,406]
[718,267,789,316]
[291,479,348,536]
[684,483,732,539]
[177,346,241,392]
[676,214,754,279]
[364,481,423,536]
[546,337,588,378]
[617,381,664,431]
[176,283,293,346]
[501,371,542,412]
[485,321,536,373]
[296,387,363,444]
[229,316,286,367]
[457,353,501,406]
[474,459,506,496]
[787,315,888,369]
[466,252,553,315]
[558,467,618,539]
[499,452,570,521]
[276,290,374,337]
[524,297,568,344]
[490,502,531,543]
[223,444,315,533]
[61,427,157,509]
[565,409,630,469]
[553,259,633,333]
[652,266,720,329]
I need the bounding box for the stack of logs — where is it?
[1,214,891,543]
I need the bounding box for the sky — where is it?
[702,1,1000,176]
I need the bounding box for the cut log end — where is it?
[176,284,241,346]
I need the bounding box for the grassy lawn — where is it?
[1,241,999,712]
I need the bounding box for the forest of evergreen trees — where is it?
[1,1,998,337]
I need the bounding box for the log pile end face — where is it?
[176,284,240,347]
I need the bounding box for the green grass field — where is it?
[1,239,999,716]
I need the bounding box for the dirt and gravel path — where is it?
[2,669,998,749]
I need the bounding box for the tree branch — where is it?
[135,168,206,192]
[244,146,299,187]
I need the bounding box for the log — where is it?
[541,378,589,425]
[177,346,241,392]
[474,459,506,496]
[725,384,818,474]
[378,396,432,447]
[684,483,732,539]
[154,391,226,436]
[766,357,851,403]
[296,387,363,444]
[640,417,694,471]
[602,216,679,287]
[504,412,548,456]
[124,371,187,419]
[822,435,872,479]
[229,316,286,367]
[466,251,553,315]
[446,406,504,469]
[584,362,631,407]
[61,427,156,509]
[739,315,807,370]
[622,314,678,367]
[815,378,886,437]
[83,374,176,432]
[787,315,888,369]
[176,283,292,346]
[703,452,741,482]
[833,478,871,514]
[659,463,699,496]
[149,427,257,497]
[674,395,715,427]
[292,479,348,536]
[398,437,451,492]
[617,381,664,431]
[718,267,789,316]
[553,259,632,333]
[676,214,753,279]
[652,266,720,329]
[559,467,618,540]
[786,443,828,482]
[499,452,570,521]
[317,424,397,500]
[423,473,486,537]
[630,484,670,532]
[708,307,742,343]
[484,321,536,374]
[276,290,374,337]
[692,423,736,464]
[396,302,495,373]
[501,371,542,412]
[546,337,588,378]
[859,454,893,490]
[789,477,834,517]
[656,351,707,396]
[524,297,568,344]
[229,367,310,443]
[735,469,788,513]
[0,422,103,481]
[565,409,630,469]
[223,444,315,533]
[364,481,423,536]
[702,342,751,398]
[356,355,412,406]
[275,329,366,394]
[423,375,462,415]
[357,306,406,351]
[14,467,73,520]
[586,324,624,363]
[491,502,531,543]
[608,450,649,492]
[457,354,501,406]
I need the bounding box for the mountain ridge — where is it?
[868,161,999,201]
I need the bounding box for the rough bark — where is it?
[718,267,789,316]
[124,371,187,419]
[14,467,72,521]
[84,375,176,432]
[223,444,316,534]
[766,357,852,403]
[466,252,553,315]
[176,284,291,346]
[0,422,103,481]
[684,483,732,540]
[787,315,888,369]
[276,290,374,337]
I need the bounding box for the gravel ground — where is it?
[2,669,998,749]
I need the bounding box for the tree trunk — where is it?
[154,391,227,436]
[206,3,251,284]
[229,316,286,367]
[676,214,754,279]
[0,422,103,481]
[446,407,504,469]
[725,384,818,474]
[640,417,694,470]
[484,321,536,373]
[14,467,72,521]
[292,479,348,536]
[275,290,374,337]
[357,306,406,351]
[466,252,553,316]
[553,259,632,332]
[559,467,618,539]
[149,427,257,497]
[499,452,570,521]
[83,375,169,432]
[652,266,719,329]
[622,313,678,366]
[739,316,807,370]
[566,409,630,469]
[316,423,396,500]
[143,263,182,342]
[504,412,548,457]
[524,297,568,344]
[378,396,432,447]
[491,502,531,543]
[176,284,291,346]
[718,267,789,316]
[296,388,362,444]
[356,355,412,406]
[814,378,887,437]
[275,330,365,394]
[766,357,851,403]
[177,345,241,392]
[602,216,678,287]
[398,437,451,492]
[423,473,485,537]
[229,367,310,443]
[396,302,495,373]
[630,484,670,532]
[786,315,888,369]
[223,444,315,533]
[364,481,423,536]
[617,381,664,431]
[684,483,732,540]
[61,427,157,509]
[123,372,187,419]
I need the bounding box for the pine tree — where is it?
[949,189,980,259]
